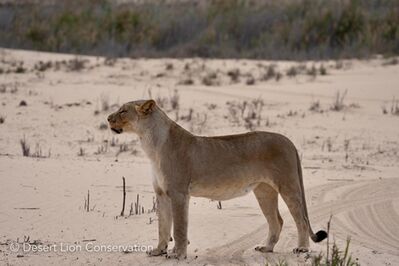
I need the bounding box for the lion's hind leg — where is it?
[280,185,310,253]
[253,183,283,253]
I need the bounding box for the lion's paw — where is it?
[165,249,187,260]
[147,247,167,257]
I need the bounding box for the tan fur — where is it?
[108,100,325,259]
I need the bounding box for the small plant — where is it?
[189,112,208,134]
[275,71,282,81]
[153,89,180,112]
[244,117,255,131]
[110,137,118,147]
[94,143,108,155]
[100,95,110,112]
[344,139,350,162]
[84,190,91,212]
[31,143,47,158]
[381,105,388,114]
[0,84,6,93]
[99,122,108,130]
[34,61,52,72]
[309,100,322,113]
[335,61,344,69]
[320,64,327,75]
[246,75,255,85]
[330,90,348,111]
[178,78,194,85]
[287,110,297,117]
[15,62,27,74]
[10,83,18,94]
[227,68,240,83]
[323,137,333,152]
[181,108,194,122]
[20,136,30,157]
[312,238,359,266]
[0,115,4,124]
[129,194,156,216]
[155,94,168,109]
[389,97,399,115]
[306,65,317,79]
[202,71,220,86]
[19,100,27,107]
[382,97,399,115]
[226,98,264,130]
[165,62,174,70]
[205,103,217,110]
[170,89,180,111]
[66,56,86,71]
[116,142,129,156]
[286,66,298,77]
[104,57,117,66]
[130,194,142,215]
[78,147,85,156]
[261,65,277,81]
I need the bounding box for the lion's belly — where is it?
[188,181,259,201]
[188,160,270,200]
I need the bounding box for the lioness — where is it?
[107,100,327,259]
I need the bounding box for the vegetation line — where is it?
[0,0,398,60]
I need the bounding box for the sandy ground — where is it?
[0,48,398,265]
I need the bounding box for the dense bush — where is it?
[0,0,398,59]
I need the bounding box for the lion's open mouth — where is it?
[111,128,123,134]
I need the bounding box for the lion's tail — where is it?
[295,149,328,243]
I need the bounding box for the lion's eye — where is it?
[119,110,127,114]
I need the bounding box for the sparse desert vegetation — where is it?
[0,4,397,265]
[0,44,398,265]
[330,90,348,111]
[382,97,399,115]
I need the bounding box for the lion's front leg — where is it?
[147,191,172,257]
[166,192,189,260]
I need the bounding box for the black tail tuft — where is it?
[312,230,328,243]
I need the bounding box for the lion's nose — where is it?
[107,115,113,122]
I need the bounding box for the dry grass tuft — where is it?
[94,143,108,155]
[66,56,87,72]
[99,122,108,130]
[227,68,240,83]
[246,74,256,85]
[78,147,85,157]
[20,136,50,158]
[226,98,264,131]
[20,136,30,157]
[286,66,298,77]
[309,100,323,113]
[330,90,348,111]
[202,71,220,86]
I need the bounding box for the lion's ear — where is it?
[135,100,156,115]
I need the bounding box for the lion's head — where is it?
[107,100,156,134]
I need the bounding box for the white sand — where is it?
[0,48,398,265]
